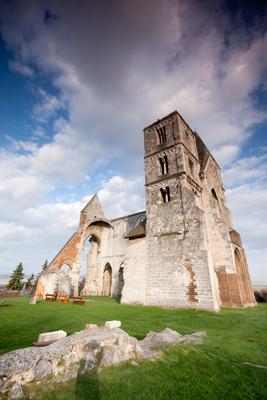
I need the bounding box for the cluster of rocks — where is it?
[0,321,205,399]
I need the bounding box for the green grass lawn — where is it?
[0,297,266,399]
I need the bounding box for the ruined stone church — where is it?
[36,111,256,311]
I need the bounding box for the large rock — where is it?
[38,330,67,343]
[140,328,185,350]
[0,323,205,398]
[101,332,139,366]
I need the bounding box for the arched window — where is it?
[102,263,112,296]
[160,186,171,203]
[157,126,167,144]
[59,264,70,274]
[189,159,194,176]
[159,155,168,175]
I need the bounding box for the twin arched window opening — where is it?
[157,126,167,144]
[159,155,168,175]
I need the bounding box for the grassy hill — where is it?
[0,297,266,399]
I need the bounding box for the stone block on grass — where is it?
[38,330,67,343]
[105,321,121,329]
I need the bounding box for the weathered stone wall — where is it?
[120,237,146,305]
[145,176,219,311]
[200,155,256,307]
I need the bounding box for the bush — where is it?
[254,289,267,302]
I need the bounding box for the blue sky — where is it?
[0,0,266,283]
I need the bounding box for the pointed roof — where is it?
[80,193,105,225]
[81,194,101,212]
[194,132,220,171]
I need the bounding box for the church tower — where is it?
[143,111,220,311]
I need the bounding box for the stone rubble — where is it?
[0,322,206,399]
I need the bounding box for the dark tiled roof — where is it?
[194,132,219,171]
[125,220,146,239]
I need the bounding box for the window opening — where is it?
[160,186,170,202]
[157,126,166,144]
[159,155,168,175]
[211,188,221,218]
[189,159,194,176]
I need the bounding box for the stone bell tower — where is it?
[144,111,220,311]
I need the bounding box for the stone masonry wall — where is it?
[146,177,219,311]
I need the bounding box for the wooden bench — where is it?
[72,297,85,305]
[57,294,69,304]
[45,294,56,302]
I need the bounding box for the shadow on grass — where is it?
[75,371,100,400]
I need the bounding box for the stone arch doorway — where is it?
[118,265,124,298]
[102,264,112,296]
[81,234,100,296]
[57,263,72,296]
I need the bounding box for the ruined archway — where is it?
[60,264,70,274]
[49,261,73,296]
[81,234,100,296]
[102,264,112,296]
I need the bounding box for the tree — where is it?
[32,274,40,292]
[26,274,34,289]
[7,262,24,290]
[41,260,49,272]
[32,260,49,292]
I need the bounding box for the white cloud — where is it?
[246,249,267,284]
[9,60,33,76]
[99,175,145,218]
[32,127,46,139]
[0,0,266,284]
[223,155,267,186]
[226,182,267,282]
[33,89,65,122]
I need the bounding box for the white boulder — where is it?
[38,330,67,343]
[105,320,121,329]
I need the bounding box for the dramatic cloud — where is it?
[0,0,266,281]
